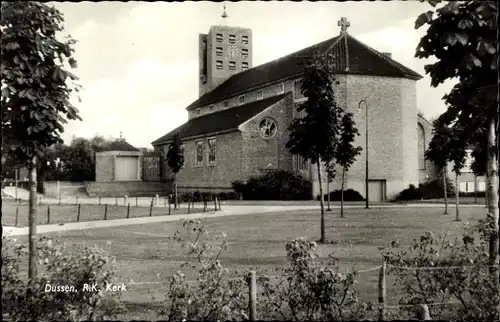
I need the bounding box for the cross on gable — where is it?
[338,17,350,34]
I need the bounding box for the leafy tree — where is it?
[325,163,336,211]
[166,132,184,209]
[425,118,453,214]
[286,51,342,244]
[336,113,362,218]
[415,0,498,278]
[448,125,468,221]
[1,1,81,282]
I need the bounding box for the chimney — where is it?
[382,52,392,58]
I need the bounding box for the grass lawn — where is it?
[1,200,210,227]
[6,206,488,319]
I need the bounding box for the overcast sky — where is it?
[53,1,454,148]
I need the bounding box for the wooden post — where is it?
[77,204,81,222]
[203,198,206,213]
[149,200,153,217]
[214,196,217,211]
[188,200,191,214]
[99,196,101,205]
[115,197,118,206]
[127,203,130,219]
[249,270,257,321]
[218,197,221,211]
[136,196,138,207]
[168,196,171,215]
[47,205,51,224]
[104,204,108,220]
[15,207,19,227]
[416,304,431,320]
[378,262,387,321]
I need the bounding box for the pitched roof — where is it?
[152,93,289,146]
[186,33,422,111]
[100,139,140,152]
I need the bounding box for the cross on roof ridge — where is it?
[338,17,350,34]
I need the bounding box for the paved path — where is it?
[3,187,487,237]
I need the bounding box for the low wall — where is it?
[43,181,87,197]
[86,181,173,197]
[177,186,234,194]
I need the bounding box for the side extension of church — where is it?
[152,19,437,201]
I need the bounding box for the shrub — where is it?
[380,216,499,320]
[317,189,364,201]
[259,237,373,320]
[218,191,240,201]
[396,178,456,201]
[157,219,248,321]
[232,170,312,200]
[395,184,422,201]
[2,236,125,320]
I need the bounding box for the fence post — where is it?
[104,204,108,220]
[249,270,257,321]
[15,207,19,227]
[378,261,387,321]
[188,199,191,214]
[127,203,130,219]
[149,200,153,217]
[218,197,221,211]
[213,197,217,211]
[124,195,128,206]
[99,196,101,205]
[168,196,171,215]
[115,197,118,206]
[136,196,138,207]
[416,304,431,320]
[203,198,206,213]
[47,205,51,224]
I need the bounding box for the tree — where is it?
[1,1,81,283]
[448,125,468,221]
[425,118,453,214]
[166,132,184,209]
[286,51,342,244]
[415,0,498,279]
[336,113,362,218]
[325,163,336,212]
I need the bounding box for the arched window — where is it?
[417,123,426,170]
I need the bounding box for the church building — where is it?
[152,16,437,201]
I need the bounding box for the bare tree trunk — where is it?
[174,173,178,210]
[326,173,331,211]
[486,118,499,281]
[341,167,345,218]
[455,172,460,221]
[317,161,325,243]
[474,175,478,204]
[28,156,38,283]
[443,166,448,214]
[486,184,489,208]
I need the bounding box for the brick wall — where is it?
[95,153,114,182]
[43,181,87,197]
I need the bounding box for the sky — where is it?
[52,1,455,149]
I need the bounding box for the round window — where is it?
[259,118,277,139]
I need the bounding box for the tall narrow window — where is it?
[417,123,426,170]
[229,61,236,70]
[293,79,306,101]
[216,33,223,42]
[293,155,309,171]
[242,62,249,70]
[277,83,284,94]
[242,48,248,58]
[216,60,223,69]
[196,141,204,166]
[216,47,223,56]
[229,34,236,43]
[242,35,249,44]
[239,95,245,105]
[208,138,216,165]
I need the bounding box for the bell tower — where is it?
[198,4,253,97]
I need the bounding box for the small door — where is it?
[115,156,139,181]
[368,180,385,202]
